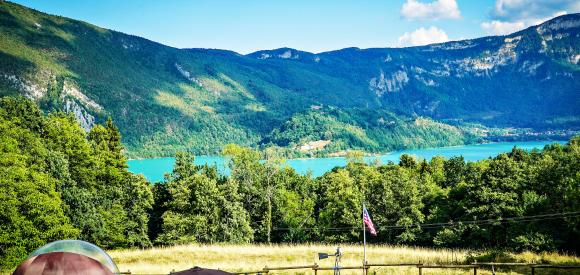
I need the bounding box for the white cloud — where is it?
[481,9,572,36]
[401,0,461,20]
[532,11,568,25]
[492,0,579,21]
[481,0,580,36]
[397,26,450,47]
[481,20,525,35]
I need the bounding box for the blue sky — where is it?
[10,0,580,54]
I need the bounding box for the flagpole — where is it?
[362,202,366,275]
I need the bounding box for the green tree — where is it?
[271,167,317,242]
[216,178,254,243]
[0,112,79,270]
[122,174,153,247]
[222,144,270,242]
[370,166,424,243]
[443,156,465,187]
[317,169,362,241]
[157,152,253,244]
[148,182,170,243]
[399,154,418,169]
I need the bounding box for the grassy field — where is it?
[108,244,580,275]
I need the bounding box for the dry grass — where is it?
[108,244,579,275]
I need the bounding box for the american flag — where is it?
[363,206,377,236]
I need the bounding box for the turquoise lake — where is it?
[128,140,565,182]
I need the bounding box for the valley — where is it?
[0,1,578,158]
[1,1,580,273]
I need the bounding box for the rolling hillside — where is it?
[0,1,578,157]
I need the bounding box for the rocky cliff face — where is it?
[241,17,579,128]
[0,1,578,156]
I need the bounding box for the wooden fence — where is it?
[120,263,580,275]
[229,263,580,275]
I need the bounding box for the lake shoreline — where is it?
[127,138,568,162]
[128,140,566,182]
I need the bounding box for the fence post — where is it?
[473,266,477,275]
[531,266,535,275]
[418,266,422,275]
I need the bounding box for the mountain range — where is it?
[0,1,578,157]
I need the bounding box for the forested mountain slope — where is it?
[0,1,578,157]
[1,95,579,271]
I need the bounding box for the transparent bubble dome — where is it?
[29,240,120,273]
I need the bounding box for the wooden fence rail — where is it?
[121,262,580,275]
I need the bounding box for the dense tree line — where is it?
[1,96,578,271]
[151,138,579,254]
[0,97,152,270]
